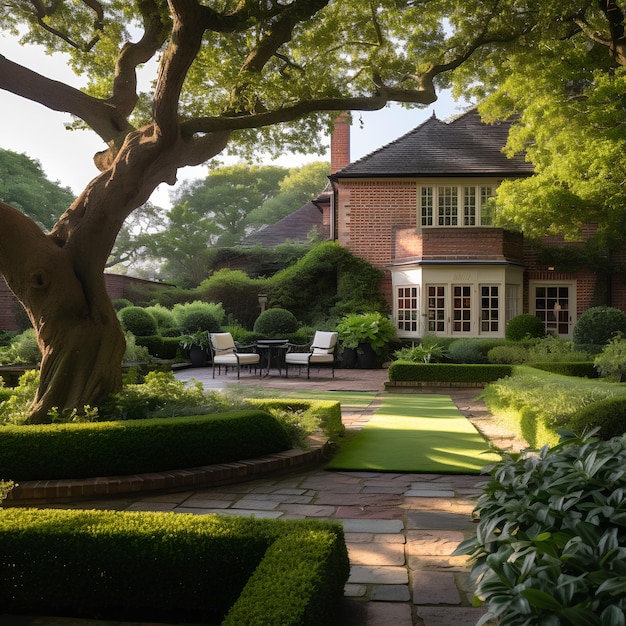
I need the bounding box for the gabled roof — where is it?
[331,108,534,179]
[242,201,324,248]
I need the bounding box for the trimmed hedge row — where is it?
[0,508,349,625]
[251,399,345,440]
[388,361,513,383]
[528,361,598,378]
[0,410,291,481]
[134,335,182,359]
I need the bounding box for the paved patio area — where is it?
[2,365,506,626]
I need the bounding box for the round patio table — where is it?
[256,339,289,376]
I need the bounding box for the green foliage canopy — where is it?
[0,150,75,231]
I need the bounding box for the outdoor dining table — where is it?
[256,339,289,376]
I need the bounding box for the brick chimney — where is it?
[330,112,351,173]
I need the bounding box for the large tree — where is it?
[451,1,626,247]
[0,0,617,423]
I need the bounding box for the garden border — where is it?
[5,435,329,505]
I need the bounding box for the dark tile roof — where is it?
[331,108,534,179]
[242,201,324,248]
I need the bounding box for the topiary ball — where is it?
[118,306,158,337]
[253,308,299,337]
[568,396,626,440]
[573,306,626,347]
[505,314,545,341]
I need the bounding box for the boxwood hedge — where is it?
[0,508,349,625]
[388,361,513,383]
[0,410,291,480]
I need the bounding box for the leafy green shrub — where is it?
[0,369,40,425]
[0,509,349,626]
[482,368,620,448]
[196,269,265,330]
[173,300,225,333]
[529,361,597,378]
[568,396,626,439]
[122,331,152,362]
[144,304,178,335]
[336,311,397,354]
[455,434,626,624]
[387,362,512,383]
[448,338,506,364]
[112,298,133,311]
[8,328,41,364]
[253,307,299,337]
[594,335,626,381]
[393,342,445,363]
[487,344,529,364]
[251,399,344,442]
[135,335,181,359]
[0,331,16,347]
[505,313,545,341]
[573,305,626,346]
[0,410,291,480]
[118,306,158,336]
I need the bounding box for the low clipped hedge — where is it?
[569,396,626,440]
[0,410,291,480]
[251,399,345,440]
[0,509,349,625]
[388,361,513,383]
[135,335,182,359]
[529,361,598,378]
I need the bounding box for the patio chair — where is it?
[284,331,338,379]
[209,332,261,379]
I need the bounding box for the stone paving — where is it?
[3,366,506,626]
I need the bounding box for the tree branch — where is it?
[0,54,131,144]
[105,0,171,118]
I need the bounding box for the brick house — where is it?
[327,109,625,339]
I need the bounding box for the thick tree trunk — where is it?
[0,201,126,423]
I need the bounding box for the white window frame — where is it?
[396,285,420,334]
[420,181,496,228]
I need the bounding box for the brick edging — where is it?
[384,381,485,391]
[5,439,330,505]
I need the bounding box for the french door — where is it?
[533,284,573,337]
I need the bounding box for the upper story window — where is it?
[420,183,495,228]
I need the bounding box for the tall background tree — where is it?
[1,0,624,422]
[0,149,75,230]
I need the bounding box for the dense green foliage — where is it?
[528,362,597,378]
[569,396,626,440]
[0,509,349,625]
[455,434,626,624]
[117,306,158,337]
[253,307,299,337]
[481,367,626,448]
[573,306,626,346]
[0,410,291,480]
[171,300,225,334]
[447,338,507,364]
[0,149,74,231]
[336,311,397,353]
[505,314,546,341]
[593,335,626,381]
[387,362,512,383]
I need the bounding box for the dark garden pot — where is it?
[357,343,378,369]
[189,344,208,367]
[341,348,358,369]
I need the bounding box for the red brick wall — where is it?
[0,274,171,331]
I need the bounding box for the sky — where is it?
[0,32,467,209]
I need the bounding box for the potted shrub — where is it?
[336,312,397,368]
[179,331,211,366]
